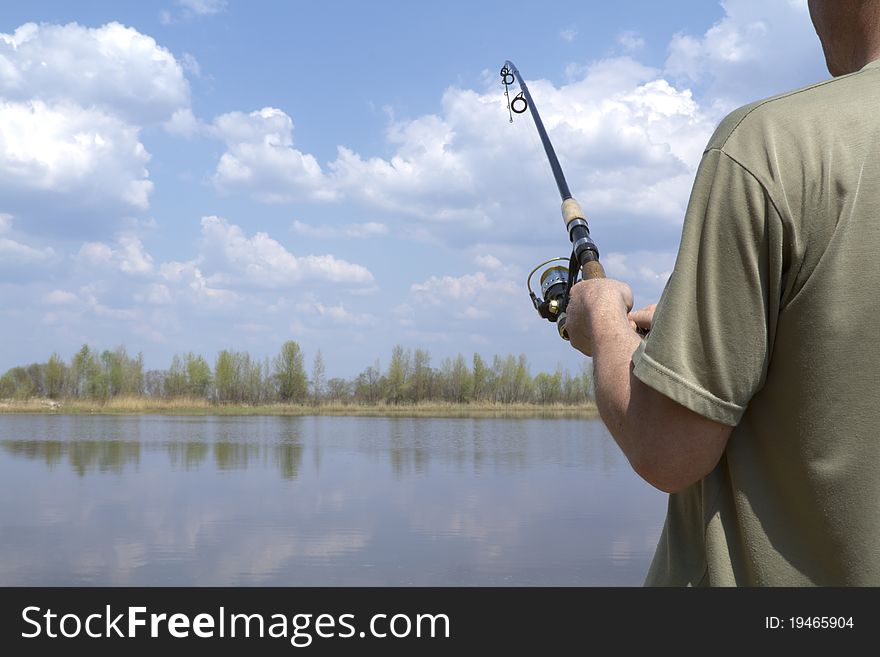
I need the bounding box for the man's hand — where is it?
[628,303,657,334]
[565,278,634,357]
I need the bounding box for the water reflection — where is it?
[0,415,666,585]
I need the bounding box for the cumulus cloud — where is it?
[560,26,578,43]
[164,108,201,137]
[204,60,719,250]
[0,213,56,267]
[45,290,78,305]
[201,2,823,262]
[409,271,519,322]
[199,216,374,286]
[0,21,199,233]
[0,22,189,124]
[291,220,388,239]
[211,108,335,202]
[77,236,154,275]
[0,235,55,266]
[325,57,715,246]
[618,31,646,52]
[474,254,503,271]
[178,0,227,16]
[295,300,377,326]
[159,260,239,306]
[665,0,825,112]
[0,101,153,214]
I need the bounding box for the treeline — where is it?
[0,342,593,406]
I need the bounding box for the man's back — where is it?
[634,59,880,585]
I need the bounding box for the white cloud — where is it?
[410,271,518,323]
[618,31,646,52]
[0,100,153,213]
[0,214,56,266]
[0,22,189,124]
[178,0,227,16]
[145,284,172,305]
[211,108,335,202]
[411,271,516,305]
[296,300,377,326]
[181,52,202,77]
[78,283,139,320]
[474,254,503,271]
[560,26,578,43]
[0,236,55,265]
[164,108,201,137]
[199,1,820,262]
[327,58,714,240]
[665,0,825,111]
[199,215,374,286]
[45,290,78,305]
[329,110,477,221]
[159,260,239,305]
[602,250,676,293]
[77,235,154,275]
[291,220,388,239]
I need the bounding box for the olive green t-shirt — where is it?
[632,59,880,585]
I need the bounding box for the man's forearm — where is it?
[567,279,731,492]
[591,312,646,472]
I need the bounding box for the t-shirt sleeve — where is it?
[632,147,782,427]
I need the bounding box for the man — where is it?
[564,0,880,585]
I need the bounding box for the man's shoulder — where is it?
[706,64,880,154]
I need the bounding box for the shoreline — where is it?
[0,398,600,419]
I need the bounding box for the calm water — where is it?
[0,415,666,586]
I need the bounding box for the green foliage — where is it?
[45,353,67,400]
[385,345,410,404]
[3,341,594,408]
[273,341,307,403]
[311,350,325,405]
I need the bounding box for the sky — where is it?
[0,0,829,378]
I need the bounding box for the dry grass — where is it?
[0,396,599,419]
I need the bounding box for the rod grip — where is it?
[581,260,605,280]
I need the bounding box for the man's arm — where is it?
[565,279,732,493]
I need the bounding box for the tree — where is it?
[534,370,562,405]
[69,345,91,397]
[581,361,594,402]
[45,353,66,399]
[165,355,188,397]
[410,349,431,403]
[311,350,325,405]
[184,353,212,397]
[445,354,473,403]
[354,360,382,404]
[214,350,236,403]
[385,345,410,404]
[472,353,488,402]
[273,341,307,403]
[326,377,352,402]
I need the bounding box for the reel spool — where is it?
[527,257,577,323]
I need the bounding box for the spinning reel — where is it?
[527,257,578,326]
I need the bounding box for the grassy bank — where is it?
[0,396,600,419]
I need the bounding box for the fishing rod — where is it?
[501,60,605,341]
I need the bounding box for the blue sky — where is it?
[0,0,828,377]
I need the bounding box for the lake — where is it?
[0,414,666,586]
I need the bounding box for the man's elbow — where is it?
[627,440,722,494]
[632,463,702,494]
